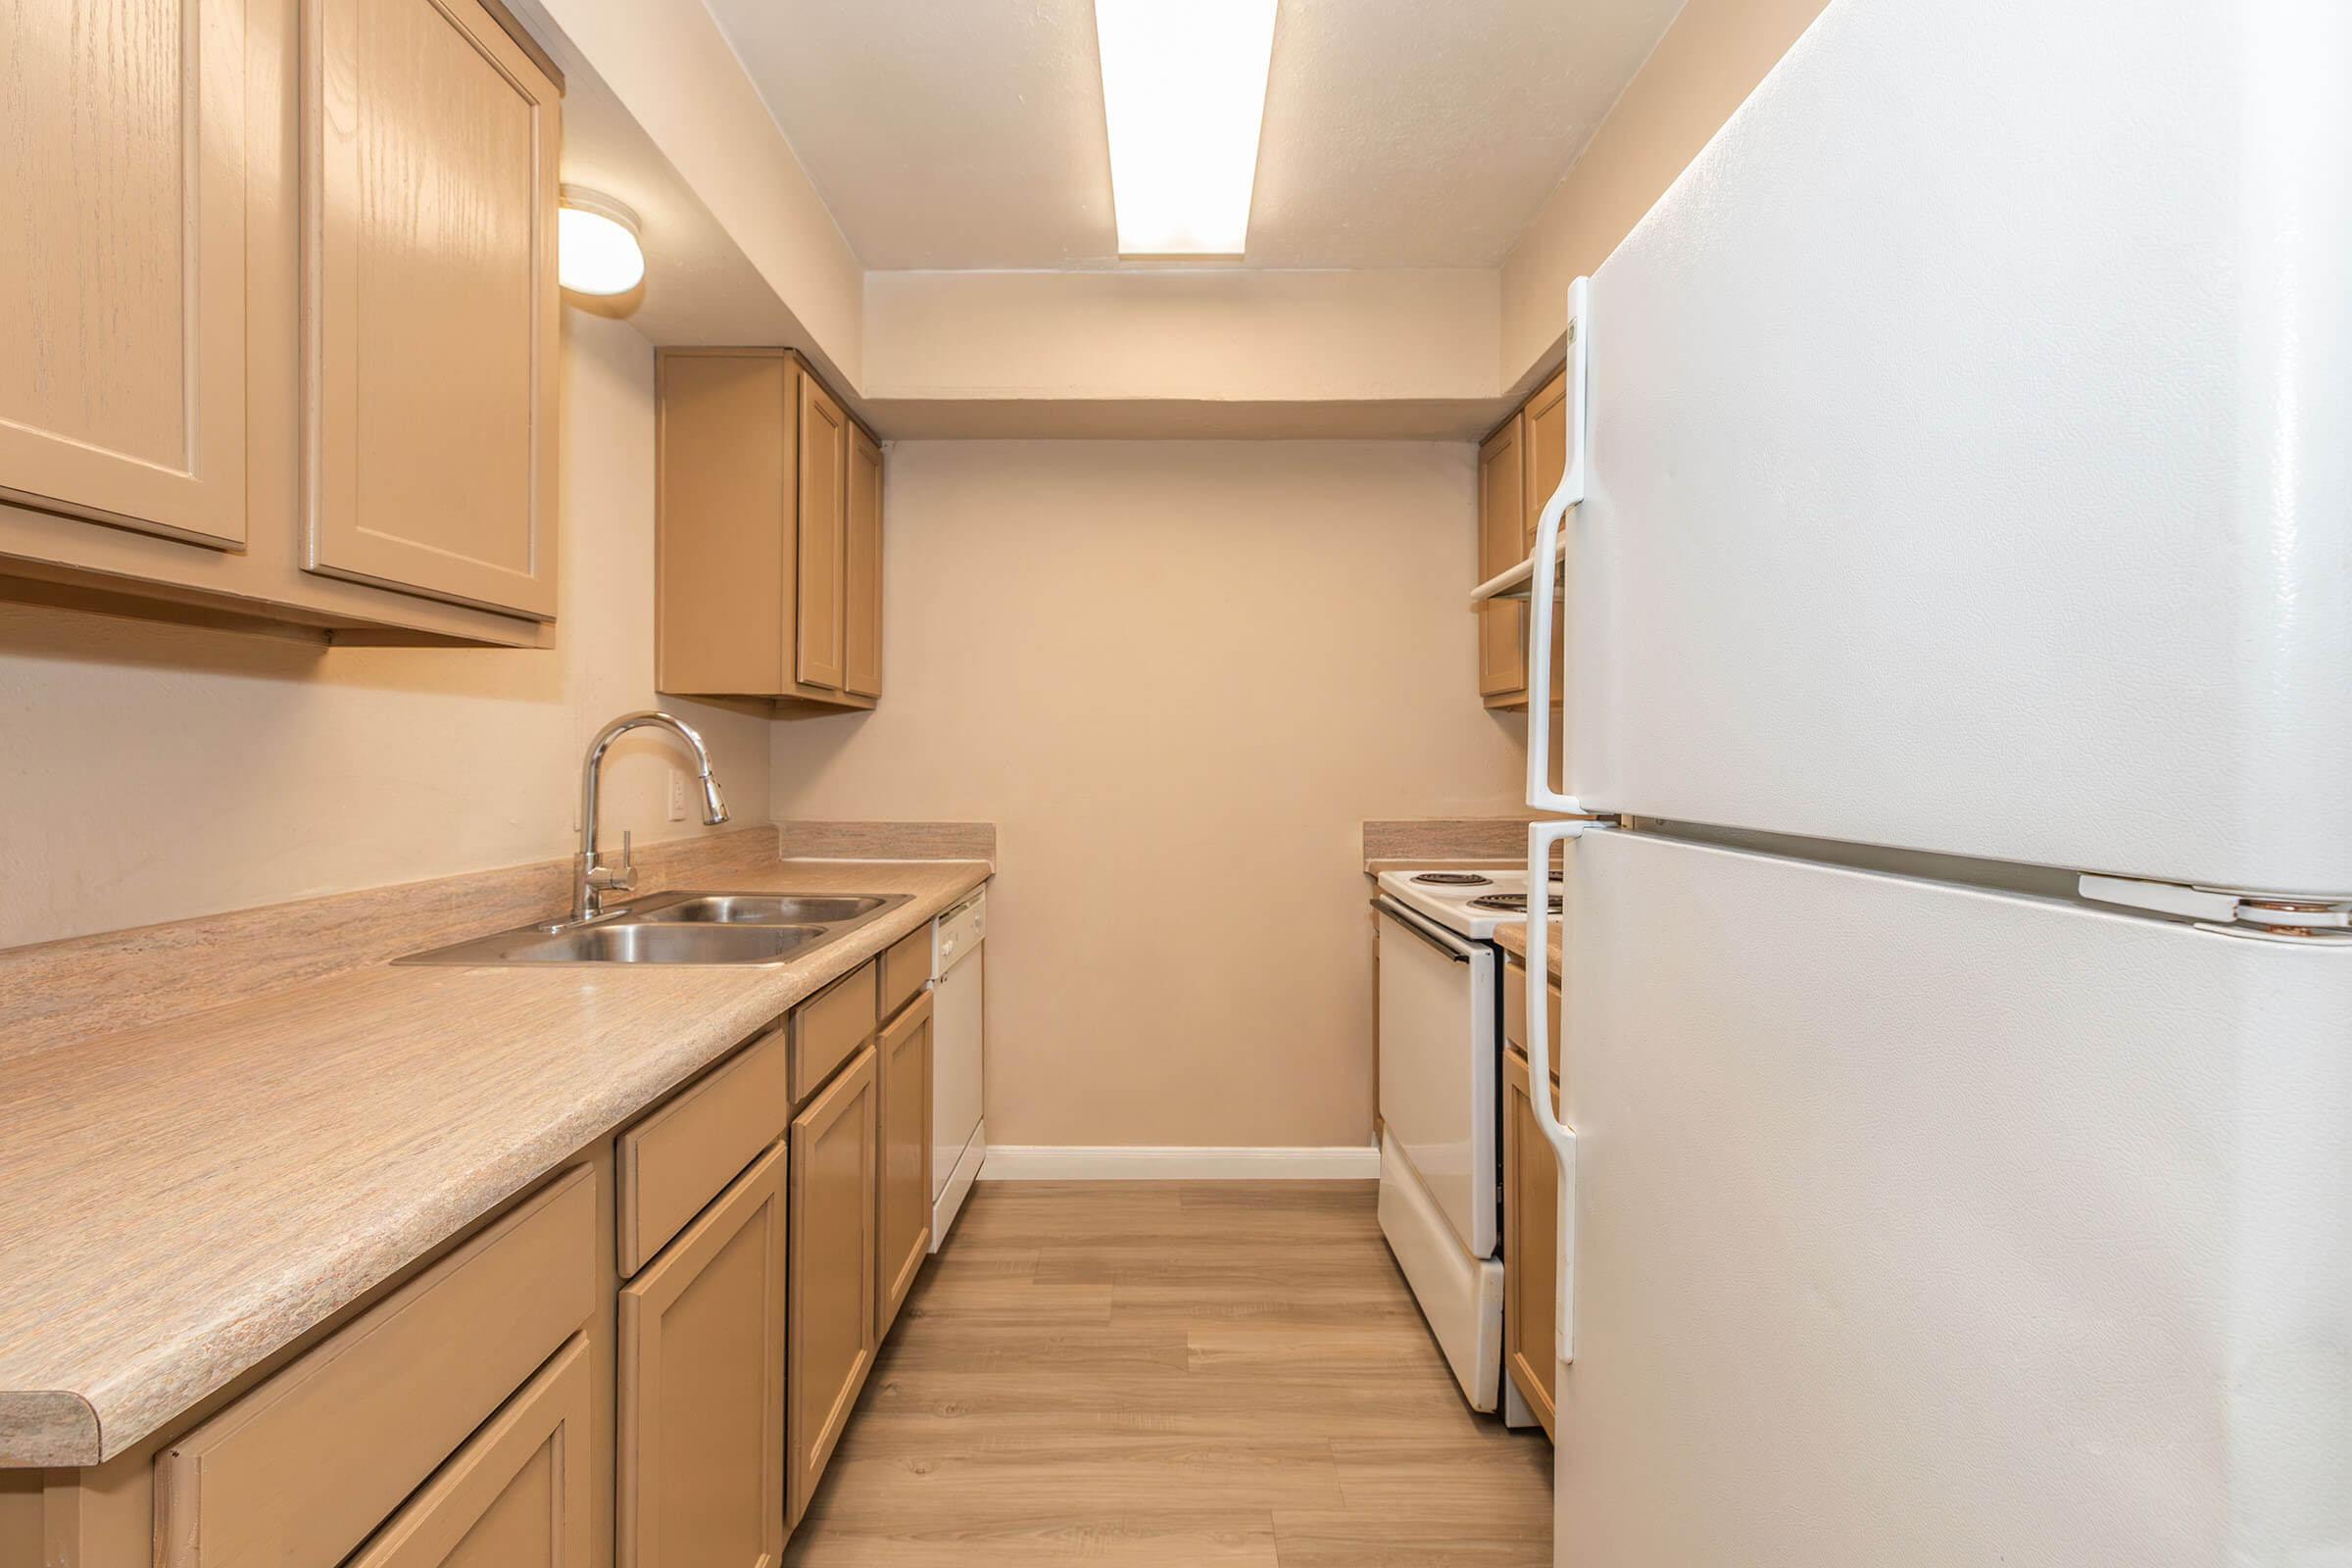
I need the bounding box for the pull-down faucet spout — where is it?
[572,710,730,924]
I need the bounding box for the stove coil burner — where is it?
[1467,893,1564,913]
[1410,871,1494,887]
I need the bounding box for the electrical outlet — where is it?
[667,769,687,822]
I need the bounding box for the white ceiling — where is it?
[703,0,1687,271]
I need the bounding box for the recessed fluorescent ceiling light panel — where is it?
[1094,0,1278,257]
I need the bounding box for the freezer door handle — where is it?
[1526,819,1582,1364]
[1528,275,1592,816]
[1374,897,1478,963]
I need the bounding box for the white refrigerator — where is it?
[1506,0,2352,1563]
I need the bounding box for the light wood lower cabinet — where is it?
[155,1166,595,1567]
[788,1043,880,1526]
[344,1336,595,1568]
[618,1143,787,1568]
[1502,1045,1562,1442]
[876,991,935,1338]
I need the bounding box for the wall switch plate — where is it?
[667,770,687,822]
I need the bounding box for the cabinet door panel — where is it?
[1477,416,1529,700]
[876,991,932,1337]
[304,0,560,618]
[788,1044,877,1524]
[655,352,792,697]
[343,1335,594,1568]
[1503,1047,1560,1440]
[1522,370,1568,555]
[619,1143,787,1568]
[843,425,882,698]
[1522,372,1569,705]
[794,373,847,690]
[0,0,247,548]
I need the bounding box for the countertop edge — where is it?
[1492,920,1562,979]
[0,1388,102,1469]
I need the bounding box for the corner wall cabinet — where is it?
[14,906,975,1565]
[1477,368,1569,710]
[656,350,886,715]
[0,0,564,646]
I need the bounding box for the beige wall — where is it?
[863,268,1500,406]
[1499,0,1832,384]
[767,440,1525,1149]
[0,310,769,952]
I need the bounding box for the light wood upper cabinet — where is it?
[656,350,882,714]
[0,0,249,550]
[788,1042,879,1526]
[1522,369,1569,556]
[876,990,933,1338]
[844,425,884,699]
[1478,415,1529,703]
[618,1143,787,1568]
[344,1336,595,1568]
[1474,370,1569,711]
[302,0,562,619]
[0,0,563,646]
[794,373,848,690]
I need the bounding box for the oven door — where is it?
[1375,897,1498,1258]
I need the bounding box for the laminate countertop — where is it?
[0,858,990,1469]
[1492,919,1563,980]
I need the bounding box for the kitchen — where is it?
[2,0,2345,1565]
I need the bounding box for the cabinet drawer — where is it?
[345,1335,594,1568]
[1502,961,1563,1079]
[791,959,877,1101]
[879,925,930,1021]
[155,1166,596,1568]
[618,1025,792,1277]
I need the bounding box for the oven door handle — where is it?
[1373,897,1479,963]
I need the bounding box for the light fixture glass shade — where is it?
[1094,0,1278,257]
[558,187,645,295]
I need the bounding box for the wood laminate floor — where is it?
[787,1180,1552,1567]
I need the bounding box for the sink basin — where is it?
[395,890,912,967]
[630,893,890,925]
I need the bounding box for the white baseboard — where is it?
[977,1145,1380,1182]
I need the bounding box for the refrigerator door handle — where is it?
[1527,818,1585,1364]
[1527,275,1592,815]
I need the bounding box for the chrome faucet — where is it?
[572,710,730,924]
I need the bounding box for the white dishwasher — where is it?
[929,889,986,1250]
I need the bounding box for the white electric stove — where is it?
[1374,866,1563,940]
[1370,865,1560,1423]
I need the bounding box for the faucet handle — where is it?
[587,830,638,894]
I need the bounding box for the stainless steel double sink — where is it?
[395,891,912,967]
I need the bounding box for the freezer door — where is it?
[1557,830,2351,1567]
[1569,0,2352,892]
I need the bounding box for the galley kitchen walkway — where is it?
[786,1180,1552,1567]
